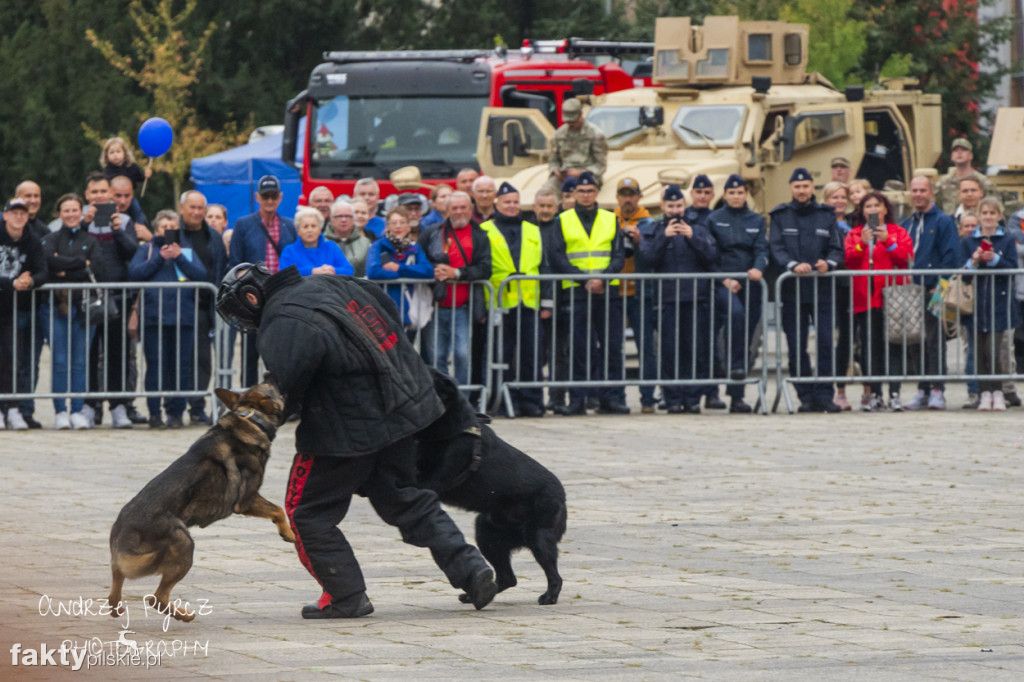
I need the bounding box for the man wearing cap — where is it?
[640,184,718,414]
[935,138,996,215]
[614,177,658,413]
[548,98,608,191]
[685,175,727,409]
[560,177,578,213]
[479,182,547,417]
[396,193,427,238]
[528,187,570,411]
[229,174,297,386]
[10,182,49,427]
[769,167,845,413]
[830,157,852,185]
[1,198,47,430]
[706,175,768,414]
[548,171,628,415]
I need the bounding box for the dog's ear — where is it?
[215,388,239,410]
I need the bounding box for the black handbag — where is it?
[78,266,122,325]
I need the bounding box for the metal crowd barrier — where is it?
[365,277,495,410]
[1,281,221,425]
[490,272,770,416]
[773,267,1024,413]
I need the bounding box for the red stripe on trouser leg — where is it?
[285,453,332,603]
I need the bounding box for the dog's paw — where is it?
[537,591,559,605]
[457,592,472,604]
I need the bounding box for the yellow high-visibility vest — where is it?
[559,208,619,288]
[480,219,542,309]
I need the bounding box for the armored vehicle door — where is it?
[476,107,556,178]
[858,103,914,193]
[762,103,859,209]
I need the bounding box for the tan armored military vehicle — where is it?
[987,107,1024,215]
[476,15,943,217]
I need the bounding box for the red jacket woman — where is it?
[843,195,913,314]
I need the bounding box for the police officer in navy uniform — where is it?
[640,184,718,413]
[685,175,727,410]
[706,174,768,413]
[479,182,547,417]
[548,171,628,415]
[769,168,845,412]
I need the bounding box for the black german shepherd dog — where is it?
[417,370,566,605]
[107,375,293,622]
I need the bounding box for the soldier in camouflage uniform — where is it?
[547,98,608,192]
[934,138,996,216]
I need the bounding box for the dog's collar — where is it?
[235,408,278,440]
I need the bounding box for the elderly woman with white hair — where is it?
[279,206,353,276]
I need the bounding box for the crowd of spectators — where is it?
[2,135,1023,430]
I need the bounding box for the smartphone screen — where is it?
[163,228,180,245]
[94,203,115,228]
[866,213,880,230]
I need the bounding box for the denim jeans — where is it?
[428,306,470,386]
[42,303,95,414]
[143,325,195,418]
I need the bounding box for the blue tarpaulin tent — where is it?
[190,124,305,227]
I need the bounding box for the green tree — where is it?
[859,0,1016,164]
[85,0,246,201]
[780,0,866,88]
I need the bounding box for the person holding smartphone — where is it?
[843,192,914,412]
[81,170,139,429]
[961,196,1019,411]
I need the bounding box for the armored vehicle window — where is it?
[747,34,772,62]
[792,111,846,150]
[587,106,644,145]
[656,50,689,80]
[784,33,803,66]
[696,49,729,78]
[671,105,746,147]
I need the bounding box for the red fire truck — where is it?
[281,39,653,201]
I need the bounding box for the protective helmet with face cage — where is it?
[216,262,271,333]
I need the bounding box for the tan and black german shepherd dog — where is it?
[107,374,294,623]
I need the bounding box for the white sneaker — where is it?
[110,405,133,429]
[0,411,5,429]
[993,390,1007,412]
[889,393,903,412]
[905,390,927,410]
[978,391,993,411]
[6,408,28,431]
[54,412,71,430]
[862,393,887,412]
[69,411,92,430]
[80,403,96,427]
[927,390,947,410]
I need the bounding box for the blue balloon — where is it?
[138,117,174,158]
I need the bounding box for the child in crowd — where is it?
[366,207,434,338]
[128,209,206,429]
[100,137,152,188]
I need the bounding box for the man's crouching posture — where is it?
[216,263,499,618]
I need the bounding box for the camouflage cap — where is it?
[951,138,972,152]
[562,98,582,123]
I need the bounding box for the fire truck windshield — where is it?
[309,94,489,178]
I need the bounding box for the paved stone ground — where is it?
[3,387,1024,680]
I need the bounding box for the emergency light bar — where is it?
[523,38,654,58]
[323,49,491,64]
